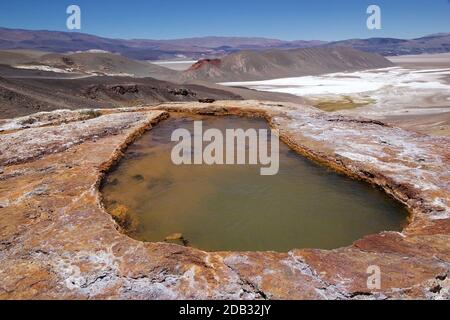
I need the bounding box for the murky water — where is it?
[102,115,408,252]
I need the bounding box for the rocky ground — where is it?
[0,74,242,119]
[221,54,450,138]
[0,100,449,300]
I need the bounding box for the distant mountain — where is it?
[180,47,394,82]
[0,28,325,60]
[0,49,179,80]
[325,33,450,56]
[1,27,449,60]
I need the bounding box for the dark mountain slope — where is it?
[325,33,450,56]
[0,75,241,119]
[0,50,179,80]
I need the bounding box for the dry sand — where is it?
[149,60,196,71]
[381,53,450,136]
[220,53,450,137]
[388,53,450,69]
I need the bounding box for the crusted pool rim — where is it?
[0,100,448,300]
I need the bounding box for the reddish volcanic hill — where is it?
[187,59,222,71]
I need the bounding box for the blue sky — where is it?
[0,0,449,40]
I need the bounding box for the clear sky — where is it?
[0,0,449,41]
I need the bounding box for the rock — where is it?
[198,99,216,104]
[187,59,221,71]
[0,102,448,300]
[168,88,196,97]
[107,178,119,186]
[62,57,74,66]
[110,204,128,216]
[131,174,144,182]
[110,204,138,231]
[147,177,173,192]
[126,151,144,159]
[110,84,139,95]
[164,233,189,247]
[165,233,184,241]
[84,84,139,99]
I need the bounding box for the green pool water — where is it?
[101,115,408,252]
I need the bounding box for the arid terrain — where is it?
[180,47,394,82]
[383,55,450,136]
[1,27,449,60]
[0,73,242,119]
[0,27,449,300]
[0,101,448,299]
[222,53,450,137]
[0,46,392,119]
[389,52,450,69]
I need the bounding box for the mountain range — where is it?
[1,27,449,60]
[0,46,394,83]
[0,27,325,60]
